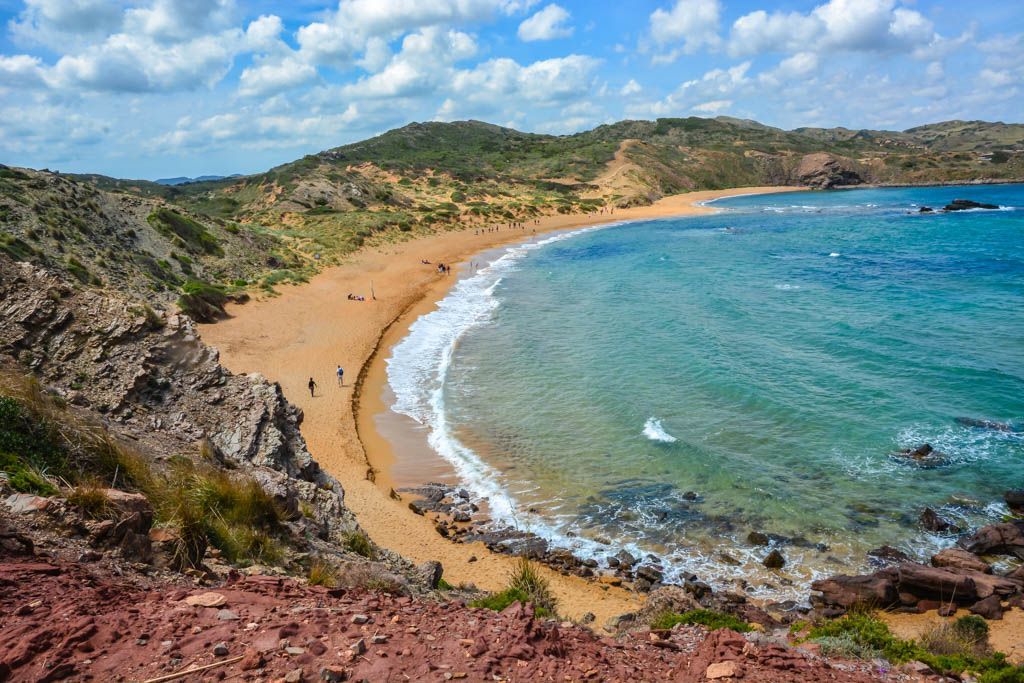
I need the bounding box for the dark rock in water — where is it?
[920,508,959,533]
[682,491,699,501]
[762,549,785,569]
[747,531,770,546]
[969,595,1004,620]
[684,579,713,600]
[931,548,991,574]
[635,565,664,585]
[718,552,741,566]
[1005,490,1024,514]
[811,571,898,609]
[615,550,637,569]
[958,521,1024,559]
[901,443,933,459]
[918,206,934,213]
[606,556,620,568]
[868,545,912,565]
[943,199,1000,211]
[956,417,1017,432]
[897,563,978,603]
[894,443,948,467]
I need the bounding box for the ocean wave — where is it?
[642,417,678,443]
[774,283,801,290]
[829,252,841,257]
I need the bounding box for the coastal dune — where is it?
[197,186,803,624]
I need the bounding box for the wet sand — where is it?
[197,186,804,625]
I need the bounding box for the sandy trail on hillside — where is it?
[197,187,803,625]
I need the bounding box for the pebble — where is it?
[213,642,229,656]
[350,638,366,655]
[286,646,306,655]
[350,614,369,624]
[217,609,240,620]
[284,668,304,683]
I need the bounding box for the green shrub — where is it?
[308,559,338,587]
[177,279,227,322]
[147,208,223,256]
[343,530,374,558]
[650,609,752,633]
[507,557,558,615]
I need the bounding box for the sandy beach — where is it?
[197,186,804,624]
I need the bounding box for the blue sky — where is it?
[0,0,1021,179]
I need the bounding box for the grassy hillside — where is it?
[4,116,1021,307]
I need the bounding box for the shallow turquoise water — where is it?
[386,185,1024,597]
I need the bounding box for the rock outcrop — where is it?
[794,153,865,189]
[0,256,361,551]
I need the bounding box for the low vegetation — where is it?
[0,369,286,570]
[649,609,753,633]
[806,611,1024,681]
[470,557,558,617]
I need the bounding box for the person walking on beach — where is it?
[308,377,317,397]
[336,365,344,387]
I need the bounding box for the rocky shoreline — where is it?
[398,477,1024,630]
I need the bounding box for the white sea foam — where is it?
[829,252,841,257]
[385,222,628,534]
[642,417,678,443]
[774,283,801,290]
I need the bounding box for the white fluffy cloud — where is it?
[239,56,318,98]
[518,4,572,42]
[649,0,721,61]
[729,0,937,57]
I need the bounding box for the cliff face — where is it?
[793,153,866,189]
[0,256,358,548]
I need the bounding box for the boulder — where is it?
[763,550,785,569]
[1006,490,1024,514]
[636,586,702,625]
[943,199,999,211]
[747,531,770,546]
[969,595,1004,620]
[920,508,958,533]
[958,522,1024,559]
[811,571,898,609]
[931,548,991,574]
[415,561,444,590]
[868,545,912,565]
[897,563,978,603]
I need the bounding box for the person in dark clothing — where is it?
[308,377,317,397]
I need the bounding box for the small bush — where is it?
[147,208,223,256]
[507,557,557,615]
[344,530,374,558]
[308,559,338,587]
[66,481,111,519]
[650,609,752,633]
[177,279,227,322]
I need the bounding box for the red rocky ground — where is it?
[0,557,904,683]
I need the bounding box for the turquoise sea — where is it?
[384,185,1024,598]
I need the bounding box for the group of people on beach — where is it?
[347,293,366,301]
[474,219,539,236]
[307,365,345,397]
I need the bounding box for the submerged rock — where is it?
[762,550,785,569]
[920,508,959,534]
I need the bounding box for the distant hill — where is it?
[4,116,1023,302]
[155,174,238,186]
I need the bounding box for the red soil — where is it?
[0,557,891,682]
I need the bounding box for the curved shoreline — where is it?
[197,186,804,624]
